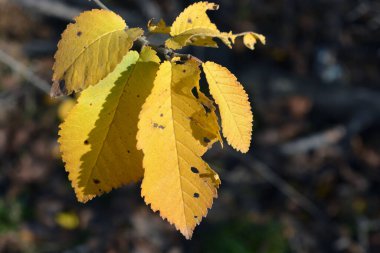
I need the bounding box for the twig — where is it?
[89,0,109,10]
[0,49,51,95]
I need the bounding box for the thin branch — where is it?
[0,49,51,95]
[90,0,109,10]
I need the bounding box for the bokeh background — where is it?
[1,0,380,252]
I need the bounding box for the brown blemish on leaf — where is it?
[153,123,165,129]
[50,79,67,97]
[84,140,89,145]
[193,193,200,198]
[77,31,82,36]
[160,113,164,117]
[187,18,192,24]
[93,179,100,184]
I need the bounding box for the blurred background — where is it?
[0,0,380,252]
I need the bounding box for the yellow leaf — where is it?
[165,2,221,49]
[192,68,223,147]
[138,46,161,63]
[203,61,253,153]
[243,32,266,50]
[137,60,220,239]
[52,9,143,96]
[59,50,160,202]
[147,19,171,34]
[165,2,265,50]
[166,34,219,50]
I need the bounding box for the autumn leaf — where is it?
[52,9,143,96]
[165,2,265,50]
[243,32,266,50]
[59,49,160,202]
[203,61,253,153]
[147,19,171,34]
[165,2,221,49]
[137,60,220,239]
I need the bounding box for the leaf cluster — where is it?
[53,1,265,239]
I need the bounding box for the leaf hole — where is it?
[191,87,199,99]
[191,167,199,174]
[193,193,200,198]
[202,104,211,114]
[203,137,211,143]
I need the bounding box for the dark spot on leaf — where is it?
[137,94,140,98]
[153,123,165,129]
[187,18,192,24]
[98,189,102,192]
[194,216,198,218]
[127,150,131,153]
[182,69,186,73]
[191,167,199,174]
[202,104,211,114]
[84,140,89,145]
[191,87,199,99]
[193,193,200,198]
[77,31,82,36]
[160,113,164,117]
[89,103,93,106]
[203,137,211,143]
[93,179,100,184]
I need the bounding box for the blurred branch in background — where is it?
[90,0,109,11]
[226,149,324,220]
[280,126,347,156]
[0,49,50,94]
[13,0,81,20]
